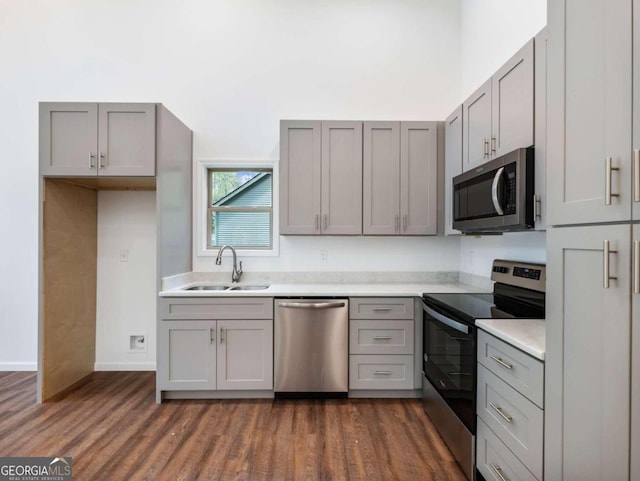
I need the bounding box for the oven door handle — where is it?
[423,304,470,334]
[491,166,505,215]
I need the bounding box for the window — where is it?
[207,168,273,250]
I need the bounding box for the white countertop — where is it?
[475,318,546,361]
[159,282,484,298]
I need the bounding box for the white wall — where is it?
[0,0,462,369]
[95,192,157,371]
[458,0,547,278]
[460,0,546,100]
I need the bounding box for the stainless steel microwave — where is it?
[452,147,534,233]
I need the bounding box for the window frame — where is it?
[206,167,273,250]
[195,159,279,258]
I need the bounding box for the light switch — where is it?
[119,249,129,262]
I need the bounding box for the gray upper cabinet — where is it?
[533,27,548,231]
[364,121,438,235]
[279,120,322,235]
[547,0,632,226]
[462,79,492,172]
[546,224,631,481]
[321,121,363,234]
[462,39,534,174]
[40,102,156,177]
[280,120,361,235]
[634,0,640,221]
[444,106,463,235]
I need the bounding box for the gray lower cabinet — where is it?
[40,102,156,177]
[546,224,632,480]
[279,120,362,235]
[348,298,415,390]
[477,330,544,481]
[363,121,439,235]
[462,38,534,172]
[157,297,274,399]
[444,106,462,235]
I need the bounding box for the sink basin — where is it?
[185,285,230,291]
[226,285,270,291]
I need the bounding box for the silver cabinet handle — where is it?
[99,152,106,169]
[210,327,215,344]
[604,240,618,288]
[315,214,319,230]
[403,214,407,232]
[635,149,640,202]
[373,371,392,375]
[490,355,513,370]
[490,463,510,481]
[533,194,542,220]
[219,327,224,344]
[373,336,392,340]
[491,136,496,154]
[278,301,346,309]
[323,214,328,230]
[605,157,620,205]
[635,240,640,295]
[491,167,505,215]
[394,215,399,233]
[90,152,96,169]
[489,402,513,423]
[483,138,489,158]
[373,307,392,312]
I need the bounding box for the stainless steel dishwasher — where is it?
[274,298,348,398]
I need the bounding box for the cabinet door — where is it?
[634,0,640,221]
[632,223,640,481]
[533,28,548,231]
[491,38,534,158]
[321,121,362,234]
[157,320,216,391]
[444,107,463,235]
[400,121,438,235]
[280,120,322,234]
[547,0,632,225]
[546,224,630,481]
[39,102,98,176]
[97,103,156,176]
[462,79,492,172]
[363,121,400,235]
[216,319,273,390]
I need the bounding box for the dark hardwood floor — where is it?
[0,371,466,481]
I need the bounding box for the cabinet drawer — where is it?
[160,297,274,320]
[477,364,543,480]
[477,418,538,481]
[478,329,544,408]
[349,320,414,355]
[349,355,414,390]
[349,298,414,320]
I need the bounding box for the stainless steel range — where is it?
[421,259,546,480]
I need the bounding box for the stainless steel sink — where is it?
[226,285,270,291]
[185,285,230,291]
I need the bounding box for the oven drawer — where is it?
[477,364,543,480]
[349,320,414,355]
[478,329,544,408]
[477,417,539,481]
[349,298,414,320]
[349,355,414,389]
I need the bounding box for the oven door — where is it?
[423,302,476,432]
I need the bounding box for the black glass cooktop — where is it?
[423,284,545,325]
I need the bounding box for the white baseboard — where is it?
[94,362,156,371]
[0,362,37,371]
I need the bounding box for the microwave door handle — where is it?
[491,167,505,215]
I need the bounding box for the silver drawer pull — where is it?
[373,336,392,340]
[373,307,392,312]
[373,371,392,375]
[489,402,513,423]
[490,355,513,370]
[490,462,510,481]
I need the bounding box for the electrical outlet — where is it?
[120,249,129,263]
[128,332,147,353]
[320,250,328,263]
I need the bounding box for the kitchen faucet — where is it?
[215,245,243,283]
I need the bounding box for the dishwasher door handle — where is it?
[278,301,346,309]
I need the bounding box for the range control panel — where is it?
[491,260,546,292]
